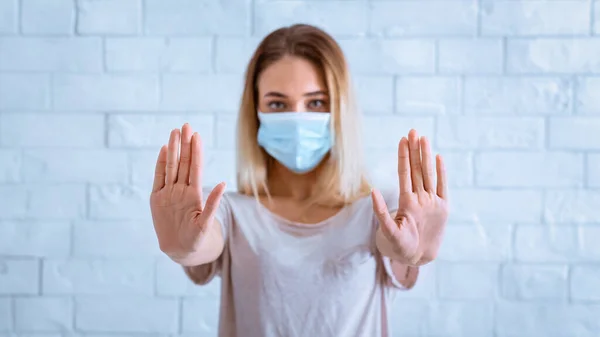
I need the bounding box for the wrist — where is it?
[375,227,419,265]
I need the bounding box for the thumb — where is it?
[371,188,400,240]
[198,182,226,228]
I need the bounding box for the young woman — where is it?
[150,24,449,337]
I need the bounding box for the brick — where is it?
[544,190,600,223]
[254,1,368,37]
[580,227,600,261]
[595,1,600,34]
[0,150,20,183]
[14,297,72,331]
[0,221,71,257]
[0,0,19,34]
[106,37,212,72]
[449,189,542,223]
[369,1,477,37]
[0,298,12,331]
[496,303,600,337]
[438,224,512,262]
[28,185,86,219]
[364,150,401,191]
[215,37,260,74]
[362,116,434,149]
[155,255,215,296]
[501,264,568,300]
[0,73,51,110]
[75,297,179,333]
[475,152,583,187]
[181,298,221,333]
[0,113,104,148]
[437,263,499,299]
[76,0,140,35]
[0,37,102,72]
[22,150,128,183]
[549,117,600,149]
[398,263,437,300]
[161,75,242,111]
[571,265,600,301]
[481,1,589,36]
[428,302,494,336]
[464,77,572,115]
[0,185,27,219]
[21,0,75,35]
[89,184,150,220]
[438,152,473,187]
[42,259,154,295]
[53,74,160,111]
[144,0,250,35]
[575,77,600,114]
[108,114,214,148]
[394,77,461,115]
[388,300,429,335]
[0,258,39,295]
[0,332,63,337]
[0,335,63,337]
[365,150,473,189]
[0,0,16,33]
[438,39,503,74]
[338,39,435,74]
[508,39,600,74]
[202,150,237,188]
[130,148,236,188]
[514,226,579,262]
[215,114,237,149]
[436,117,545,149]
[73,220,161,258]
[354,76,394,114]
[588,154,600,187]
[129,150,163,184]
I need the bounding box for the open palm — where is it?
[372,129,448,266]
[150,123,225,261]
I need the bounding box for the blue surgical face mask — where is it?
[257,111,333,174]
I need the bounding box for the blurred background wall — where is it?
[0,0,599,336]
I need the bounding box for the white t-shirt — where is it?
[184,188,405,337]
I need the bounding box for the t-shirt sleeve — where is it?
[183,187,232,286]
[372,187,410,290]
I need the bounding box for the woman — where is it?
[150,24,449,337]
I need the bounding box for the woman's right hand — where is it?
[150,123,226,265]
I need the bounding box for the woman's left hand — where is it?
[372,129,449,266]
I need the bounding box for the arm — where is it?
[371,130,449,290]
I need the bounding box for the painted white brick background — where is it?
[0,0,599,336]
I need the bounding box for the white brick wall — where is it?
[0,1,599,336]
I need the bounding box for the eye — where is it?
[267,101,286,110]
[308,99,327,110]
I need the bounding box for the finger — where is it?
[436,154,448,199]
[152,145,168,192]
[408,129,424,192]
[166,128,180,185]
[420,136,435,193]
[177,123,193,185]
[189,132,203,195]
[397,137,412,195]
[200,182,227,224]
[371,189,400,240]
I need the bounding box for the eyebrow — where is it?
[264,90,328,98]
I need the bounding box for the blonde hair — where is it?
[236,24,371,207]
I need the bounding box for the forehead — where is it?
[257,56,327,95]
